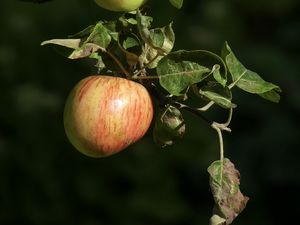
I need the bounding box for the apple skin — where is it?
[94,0,147,12]
[64,75,153,158]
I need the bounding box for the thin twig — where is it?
[148,83,214,125]
[106,51,130,78]
[212,123,224,162]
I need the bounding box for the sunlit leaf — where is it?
[123,37,140,49]
[212,64,226,87]
[223,42,281,102]
[140,23,175,68]
[210,214,226,225]
[136,11,153,43]
[41,39,81,49]
[157,50,216,95]
[137,11,175,68]
[85,22,112,49]
[208,158,249,225]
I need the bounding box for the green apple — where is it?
[64,75,153,157]
[94,0,147,12]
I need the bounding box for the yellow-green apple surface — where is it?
[94,0,147,12]
[64,75,153,157]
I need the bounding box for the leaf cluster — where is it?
[41,10,280,146]
[41,7,281,224]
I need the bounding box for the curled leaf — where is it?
[41,39,81,49]
[137,11,175,68]
[210,214,226,225]
[199,81,236,109]
[208,158,249,225]
[153,106,185,147]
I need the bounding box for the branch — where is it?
[105,50,130,78]
[148,83,213,125]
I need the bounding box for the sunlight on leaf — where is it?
[223,42,281,102]
[41,39,81,49]
[137,10,175,68]
[157,60,210,95]
[210,214,226,225]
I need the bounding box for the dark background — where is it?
[1,0,299,225]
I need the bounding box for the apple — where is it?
[94,0,147,12]
[64,75,153,157]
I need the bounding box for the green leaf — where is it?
[68,43,103,59]
[153,106,185,147]
[223,42,281,102]
[140,23,175,68]
[41,39,81,49]
[212,64,226,87]
[123,36,140,49]
[157,50,216,95]
[85,22,112,49]
[210,214,226,225]
[259,90,281,103]
[208,158,249,225]
[137,11,175,68]
[41,22,113,60]
[136,11,153,42]
[199,82,236,109]
[119,16,137,26]
[169,0,184,9]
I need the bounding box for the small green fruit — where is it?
[94,0,147,12]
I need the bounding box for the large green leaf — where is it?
[157,50,225,95]
[208,158,249,225]
[223,42,281,102]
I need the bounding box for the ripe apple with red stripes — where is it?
[94,0,147,12]
[64,76,153,157]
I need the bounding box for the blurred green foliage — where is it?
[0,0,299,225]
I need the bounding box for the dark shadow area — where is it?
[0,0,299,225]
